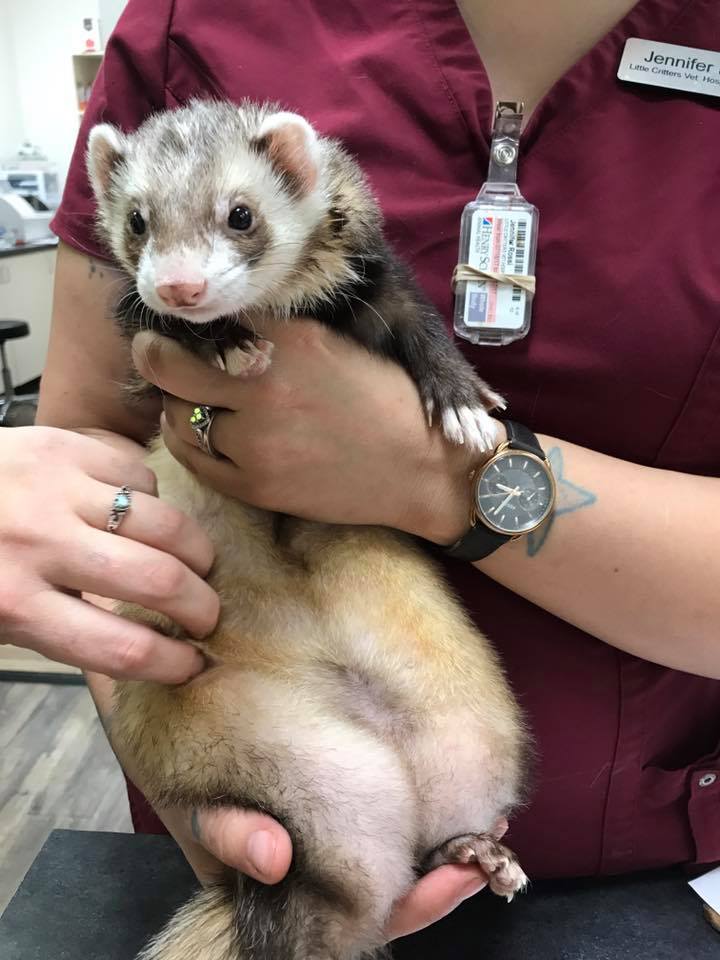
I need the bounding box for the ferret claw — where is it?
[224,339,275,378]
[423,833,528,901]
[484,388,507,412]
[441,405,499,453]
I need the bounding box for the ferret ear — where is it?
[87,124,127,200]
[253,111,320,196]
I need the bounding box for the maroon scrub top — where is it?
[53,0,720,879]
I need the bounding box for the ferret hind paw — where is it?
[441,405,499,453]
[423,833,528,902]
[224,339,274,378]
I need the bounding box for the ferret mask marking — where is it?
[87,105,327,325]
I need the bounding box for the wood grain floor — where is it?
[0,681,132,915]
[0,645,81,676]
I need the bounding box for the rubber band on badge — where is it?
[452,264,536,295]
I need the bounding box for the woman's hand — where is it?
[132,322,493,546]
[147,804,489,938]
[0,426,218,682]
[169,804,499,939]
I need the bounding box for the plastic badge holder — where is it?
[453,101,539,346]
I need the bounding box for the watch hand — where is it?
[495,483,516,494]
[494,487,521,514]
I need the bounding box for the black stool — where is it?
[0,319,38,427]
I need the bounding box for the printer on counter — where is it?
[0,149,60,210]
[0,177,53,246]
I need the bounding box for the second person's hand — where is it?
[0,426,219,682]
[149,801,491,941]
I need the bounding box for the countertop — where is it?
[0,829,717,959]
[0,239,58,259]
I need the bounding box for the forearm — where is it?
[36,401,150,485]
[473,436,720,678]
[85,669,116,734]
[36,242,161,447]
[85,667,177,828]
[85,669,188,848]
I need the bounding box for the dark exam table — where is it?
[1,830,717,959]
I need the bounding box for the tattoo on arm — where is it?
[88,257,105,280]
[526,446,596,557]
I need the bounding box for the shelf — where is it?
[73,52,104,121]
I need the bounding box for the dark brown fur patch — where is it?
[233,872,365,960]
[328,206,347,234]
[122,217,148,270]
[224,197,272,263]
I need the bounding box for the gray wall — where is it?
[98,0,127,44]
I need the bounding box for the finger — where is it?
[49,528,220,639]
[82,454,158,497]
[76,480,215,579]
[163,395,236,461]
[162,419,248,499]
[50,429,158,495]
[192,807,293,885]
[19,589,204,683]
[387,864,487,940]
[132,332,241,410]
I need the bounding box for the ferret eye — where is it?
[228,205,253,231]
[129,210,146,235]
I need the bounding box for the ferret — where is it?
[87,99,531,960]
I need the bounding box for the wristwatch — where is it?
[445,421,556,562]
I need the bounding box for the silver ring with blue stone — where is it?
[189,404,218,458]
[106,486,132,533]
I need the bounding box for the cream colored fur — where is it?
[113,439,529,960]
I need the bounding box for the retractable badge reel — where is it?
[453,102,539,346]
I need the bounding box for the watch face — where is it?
[475,451,554,535]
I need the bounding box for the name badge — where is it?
[618,38,720,97]
[453,102,539,348]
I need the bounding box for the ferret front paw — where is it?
[423,374,506,453]
[439,404,501,452]
[224,338,274,378]
[423,833,528,902]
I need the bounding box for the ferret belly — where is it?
[114,441,527,856]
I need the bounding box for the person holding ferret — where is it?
[2,0,718,954]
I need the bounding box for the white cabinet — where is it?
[0,246,57,386]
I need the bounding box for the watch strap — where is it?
[445,522,511,562]
[444,420,547,563]
[504,420,544,457]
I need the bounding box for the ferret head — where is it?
[87,100,373,324]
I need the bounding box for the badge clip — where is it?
[453,101,539,346]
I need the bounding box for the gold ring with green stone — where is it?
[190,404,219,458]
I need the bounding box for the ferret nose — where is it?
[156,281,207,308]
